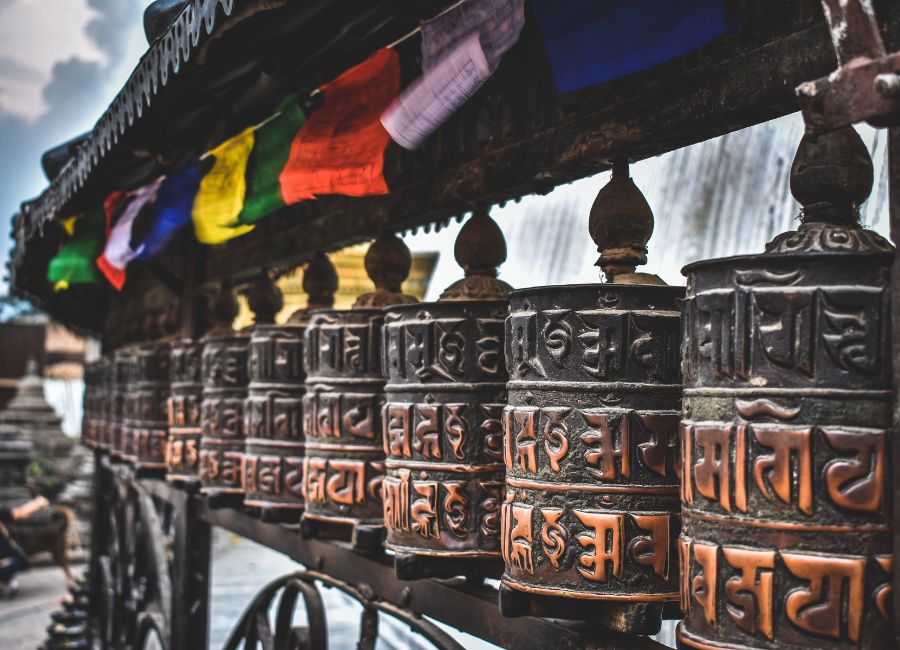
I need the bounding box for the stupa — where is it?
[0,359,73,497]
[0,424,33,506]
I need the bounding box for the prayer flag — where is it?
[382,0,524,150]
[237,95,307,225]
[192,128,256,244]
[46,210,102,291]
[280,48,400,201]
[136,162,206,260]
[530,0,737,94]
[97,179,162,289]
[420,0,524,71]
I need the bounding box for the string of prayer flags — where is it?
[530,0,737,93]
[136,162,207,261]
[192,128,256,244]
[237,94,307,225]
[46,210,102,291]
[280,48,400,201]
[382,0,524,150]
[97,179,163,289]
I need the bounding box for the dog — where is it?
[8,505,76,586]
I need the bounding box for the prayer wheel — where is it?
[96,355,113,452]
[130,340,170,471]
[80,360,99,449]
[199,281,249,502]
[301,234,417,548]
[166,339,203,485]
[111,347,134,460]
[92,358,109,449]
[243,258,338,520]
[677,127,894,649]
[498,162,683,634]
[383,210,510,579]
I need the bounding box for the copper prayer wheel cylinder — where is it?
[166,339,203,484]
[80,360,100,449]
[677,128,894,649]
[96,355,113,452]
[111,348,134,459]
[127,341,170,471]
[382,211,510,576]
[199,282,249,499]
[498,162,682,633]
[243,259,337,519]
[302,234,417,546]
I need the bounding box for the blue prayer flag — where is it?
[137,163,205,260]
[530,0,738,94]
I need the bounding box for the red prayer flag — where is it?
[280,48,400,202]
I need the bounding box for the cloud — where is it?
[0,1,146,291]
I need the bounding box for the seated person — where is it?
[0,495,49,597]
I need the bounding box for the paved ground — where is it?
[0,561,73,649]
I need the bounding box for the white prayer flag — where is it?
[382,0,525,150]
[382,34,491,150]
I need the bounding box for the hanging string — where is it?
[385,0,468,49]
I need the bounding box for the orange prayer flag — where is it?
[279,48,400,202]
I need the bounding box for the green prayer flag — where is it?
[46,209,103,290]
[237,95,307,225]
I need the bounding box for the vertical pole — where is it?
[87,450,105,634]
[887,127,899,650]
[889,6,900,647]
[170,490,211,650]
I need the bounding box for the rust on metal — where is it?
[499,162,683,634]
[797,0,900,131]
[678,126,894,649]
[383,210,510,576]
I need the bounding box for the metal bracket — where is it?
[797,0,900,132]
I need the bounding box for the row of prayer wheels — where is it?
[81,126,893,648]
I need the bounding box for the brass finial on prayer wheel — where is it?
[354,233,417,308]
[246,269,283,326]
[589,159,663,285]
[289,252,339,325]
[208,279,240,335]
[439,208,513,301]
[765,125,891,255]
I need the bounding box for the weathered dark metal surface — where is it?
[678,128,894,649]
[797,0,900,131]
[166,339,203,484]
[382,301,508,563]
[243,322,307,513]
[222,570,469,650]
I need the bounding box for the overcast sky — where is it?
[0,0,154,292]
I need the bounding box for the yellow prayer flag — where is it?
[192,128,256,244]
